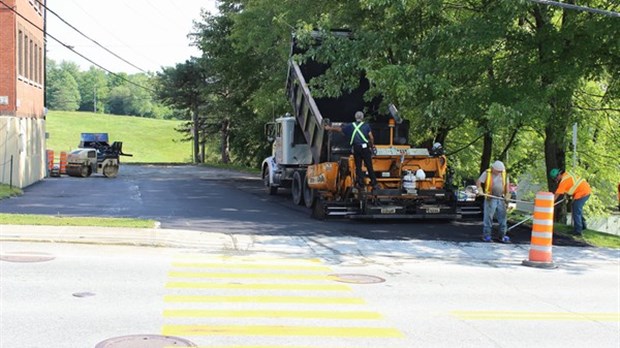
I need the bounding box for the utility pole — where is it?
[43,0,47,110]
[93,85,97,113]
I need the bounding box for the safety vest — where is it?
[560,172,585,196]
[350,122,369,145]
[484,168,507,196]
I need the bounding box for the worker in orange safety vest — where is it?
[550,168,591,236]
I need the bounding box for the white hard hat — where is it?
[415,169,426,180]
[491,160,505,171]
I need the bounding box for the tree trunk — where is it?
[192,108,200,163]
[221,118,230,164]
[480,131,493,174]
[434,126,449,148]
[200,140,206,163]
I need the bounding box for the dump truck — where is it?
[66,133,131,178]
[262,32,460,219]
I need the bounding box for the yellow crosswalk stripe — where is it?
[174,255,323,264]
[168,271,331,280]
[166,282,350,291]
[452,310,620,321]
[163,309,382,320]
[163,254,405,343]
[172,262,331,271]
[164,295,365,304]
[162,324,404,337]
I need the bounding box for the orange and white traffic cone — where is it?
[59,151,67,175]
[46,150,54,175]
[522,191,557,269]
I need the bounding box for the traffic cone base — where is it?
[522,259,557,269]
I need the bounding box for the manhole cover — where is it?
[0,251,55,263]
[328,273,385,284]
[95,334,196,347]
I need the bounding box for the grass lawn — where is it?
[46,111,193,163]
[552,223,620,249]
[0,184,22,198]
[0,212,155,228]
[509,211,620,249]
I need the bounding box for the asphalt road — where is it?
[2,239,618,348]
[0,164,582,245]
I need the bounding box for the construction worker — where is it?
[549,168,591,236]
[325,111,379,190]
[476,160,510,243]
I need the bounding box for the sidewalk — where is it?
[1,224,618,269]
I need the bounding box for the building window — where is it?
[24,34,28,80]
[34,43,38,83]
[29,39,33,82]
[18,30,23,77]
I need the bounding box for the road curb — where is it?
[2,224,617,268]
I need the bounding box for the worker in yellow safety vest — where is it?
[550,168,591,236]
[325,111,379,190]
[476,160,510,243]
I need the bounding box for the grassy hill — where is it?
[45,111,192,163]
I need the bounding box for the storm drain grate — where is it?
[0,251,55,263]
[328,273,386,284]
[95,334,196,347]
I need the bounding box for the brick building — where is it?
[0,0,46,188]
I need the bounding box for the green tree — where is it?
[107,85,132,116]
[46,60,82,111]
[192,1,345,166]
[47,71,81,111]
[155,58,207,163]
[126,74,156,117]
[78,67,109,113]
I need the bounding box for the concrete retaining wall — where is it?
[0,116,46,188]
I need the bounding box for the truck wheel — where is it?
[311,198,326,220]
[263,168,277,195]
[292,171,305,205]
[303,177,315,208]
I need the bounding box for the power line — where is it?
[0,0,155,93]
[34,0,147,73]
[524,0,620,17]
[66,0,162,69]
